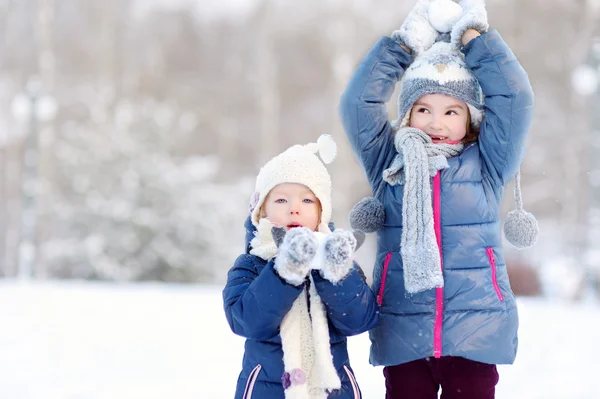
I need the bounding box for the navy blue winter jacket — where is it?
[339,30,534,366]
[223,217,379,398]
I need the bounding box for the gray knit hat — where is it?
[395,39,484,130]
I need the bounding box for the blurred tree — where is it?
[42,104,250,282]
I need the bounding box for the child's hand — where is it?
[274,227,318,286]
[320,230,357,284]
[391,0,438,55]
[450,0,489,47]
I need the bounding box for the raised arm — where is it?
[463,29,534,185]
[339,36,413,194]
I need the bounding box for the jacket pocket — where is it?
[242,364,262,399]
[485,248,504,302]
[376,252,393,306]
[343,365,361,399]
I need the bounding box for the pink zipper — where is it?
[377,252,393,306]
[433,172,443,358]
[486,247,504,301]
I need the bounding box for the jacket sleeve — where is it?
[223,254,303,340]
[339,36,413,195]
[310,264,379,336]
[463,29,535,185]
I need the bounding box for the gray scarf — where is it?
[383,128,463,294]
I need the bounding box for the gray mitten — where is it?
[450,0,489,47]
[274,227,318,286]
[391,0,438,55]
[320,229,357,284]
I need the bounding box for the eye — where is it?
[275,198,287,204]
[416,107,429,113]
[446,110,458,115]
[303,198,314,204]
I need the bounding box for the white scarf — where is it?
[250,218,341,399]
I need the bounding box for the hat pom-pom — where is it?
[503,209,539,249]
[349,197,386,233]
[428,0,462,33]
[316,134,337,164]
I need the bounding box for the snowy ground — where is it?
[0,279,598,399]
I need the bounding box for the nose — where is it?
[429,115,443,131]
[289,201,300,215]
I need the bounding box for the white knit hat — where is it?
[249,134,337,232]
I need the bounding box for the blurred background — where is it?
[1,0,600,398]
[2,0,600,298]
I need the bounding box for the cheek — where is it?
[307,204,321,224]
[453,118,468,136]
[263,203,282,219]
[409,113,424,129]
[314,204,321,217]
[306,203,319,216]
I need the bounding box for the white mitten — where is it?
[450,0,489,47]
[320,229,357,284]
[391,0,438,55]
[274,227,318,286]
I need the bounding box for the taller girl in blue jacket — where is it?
[223,135,379,399]
[339,0,535,397]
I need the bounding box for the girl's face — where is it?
[409,94,469,144]
[262,183,321,231]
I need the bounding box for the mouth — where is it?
[428,134,449,143]
[428,134,462,145]
[287,223,303,229]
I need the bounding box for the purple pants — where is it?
[383,357,499,399]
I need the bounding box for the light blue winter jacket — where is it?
[339,30,534,366]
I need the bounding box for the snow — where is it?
[0,279,598,398]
